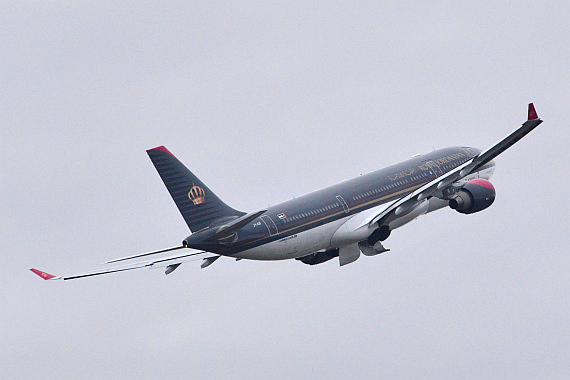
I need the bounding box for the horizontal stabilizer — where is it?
[208,209,267,240]
[105,246,186,264]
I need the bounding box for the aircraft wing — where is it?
[359,103,543,229]
[30,249,217,281]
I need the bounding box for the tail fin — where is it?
[147,146,245,232]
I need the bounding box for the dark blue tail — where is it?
[147,146,245,232]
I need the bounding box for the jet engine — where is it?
[449,179,496,214]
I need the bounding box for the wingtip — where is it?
[528,103,539,120]
[30,268,59,280]
[147,146,175,156]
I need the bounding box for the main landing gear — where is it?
[367,225,391,245]
[359,225,391,256]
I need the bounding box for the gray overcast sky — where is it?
[2,1,569,379]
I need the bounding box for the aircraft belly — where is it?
[234,219,346,261]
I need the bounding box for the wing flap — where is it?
[60,261,151,280]
[148,252,217,269]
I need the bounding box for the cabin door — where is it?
[260,215,279,236]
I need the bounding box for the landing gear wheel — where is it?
[378,225,391,241]
[367,225,391,245]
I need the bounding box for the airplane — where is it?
[31,103,543,281]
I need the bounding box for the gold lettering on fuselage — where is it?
[418,161,438,171]
[417,152,468,172]
[388,167,415,181]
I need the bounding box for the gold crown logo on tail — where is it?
[188,184,206,205]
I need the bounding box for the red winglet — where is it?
[528,103,538,120]
[30,268,57,280]
[147,146,175,157]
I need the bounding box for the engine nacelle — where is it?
[449,179,496,214]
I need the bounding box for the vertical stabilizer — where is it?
[147,146,244,232]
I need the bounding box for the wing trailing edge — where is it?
[30,250,216,281]
[360,103,543,229]
[460,103,542,176]
[105,245,186,264]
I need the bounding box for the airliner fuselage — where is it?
[183,146,494,262]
